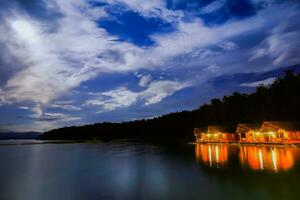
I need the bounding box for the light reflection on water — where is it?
[1,140,300,200]
[195,144,229,168]
[239,145,295,172]
[195,143,299,172]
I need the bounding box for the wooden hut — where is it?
[260,121,300,144]
[194,128,205,142]
[236,123,261,143]
[199,126,238,143]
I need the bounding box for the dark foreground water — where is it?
[1,140,300,200]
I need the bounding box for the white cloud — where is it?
[138,75,152,87]
[204,65,221,74]
[0,0,140,109]
[85,80,188,112]
[240,77,276,87]
[201,0,227,14]
[218,41,238,50]
[43,112,81,121]
[0,89,5,106]
[142,80,186,105]
[18,106,29,110]
[109,0,183,22]
[250,28,300,66]
[51,100,82,111]
[190,49,220,59]
[51,104,82,111]
[32,104,43,118]
[85,87,139,112]
[143,14,269,67]
[249,48,268,61]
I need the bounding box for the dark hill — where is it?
[0,132,41,140]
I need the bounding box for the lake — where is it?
[0,140,300,200]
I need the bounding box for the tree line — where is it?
[39,70,300,144]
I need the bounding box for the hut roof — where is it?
[194,127,207,132]
[236,123,260,133]
[261,121,300,132]
[207,126,235,133]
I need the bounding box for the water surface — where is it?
[0,140,300,200]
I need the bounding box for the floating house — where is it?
[236,123,261,143]
[194,126,238,143]
[236,121,300,144]
[259,121,300,144]
[195,121,300,144]
[194,128,204,142]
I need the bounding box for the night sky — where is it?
[0,0,300,132]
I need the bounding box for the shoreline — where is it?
[191,141,300,147]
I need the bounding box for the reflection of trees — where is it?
[239,146,294,172]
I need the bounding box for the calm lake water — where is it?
[1,140,300,200]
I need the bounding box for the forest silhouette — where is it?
[39,70,300,144]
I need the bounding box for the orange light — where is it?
[239,146,294,171]
[195,144,228,167]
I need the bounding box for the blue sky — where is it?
[0,0,300,132]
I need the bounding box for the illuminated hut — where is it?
[200,126,238,143]
[194,128,205,142]
[236,123,261,143]
[260,121,300,144]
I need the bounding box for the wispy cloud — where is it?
[218,41,238,51]
[240,77,276,87]
[0,0,136,106]
[249,22,300,66]
[109,0,183,21]
[42,112,81,122]
[85,87,139,112]
[138,74,152,87]
[85,80,188,112]
[200,0,227,14]
[18,106,29,110]
[50,100,82,111]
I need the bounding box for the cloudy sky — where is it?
[0,0,300,132]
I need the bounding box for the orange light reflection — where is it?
[195,144,228,167]
[239,146,294,172]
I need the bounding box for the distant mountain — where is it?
[0,132,41,140]
[39,68,300,144]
